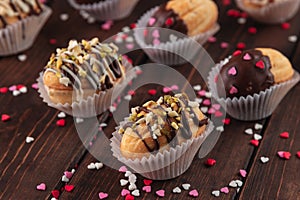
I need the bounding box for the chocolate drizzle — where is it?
[216,49,275,98]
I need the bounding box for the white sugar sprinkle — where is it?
[25,136,34,143]
[288,35,297,43]
[17,54,27,62]
[60,13,69,21]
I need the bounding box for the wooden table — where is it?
[1,0,300,199]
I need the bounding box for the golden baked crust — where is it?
[166,0,218,36]
[242,0,282,9]
[256,48,294,83]
[119,94,208,159]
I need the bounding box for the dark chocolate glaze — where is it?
[76,0,104,4]
[216,49,275,98]
[145,3,188,44]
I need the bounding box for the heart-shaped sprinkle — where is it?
[228,66,237,76]
[49,38,57,45]
[13,90,21,96]
[87,163,96,169]
[277,151,291,160]
[245,128,253,135]
[128,183,137,191]
[56,119,65,127]
[31,83,38,90]
[1,114,10,122]
[125,194,134,200]
[9,85,17,91]
[238,17,247,24]
[198,90,206,96]
[131,189,140,197]
[221,42,229,49]
[171,85,179,90]
[0,87,8,93]
[172,187,181,194]
[19,86,27,93]
[26,136,34,143]
[57,112,66,118]
[148,89,157,96]
[121,189,130,196]
[64,185,74,192]
[142,185,151,193]
[200,107,208,113]
[152,29,160,38]
[64,171,73,179]
[169,34,178,42]
[254,134,262,140]
[205,158,216,167]
[229,180,238,188]
[125,171,132,177]
[61,175,69,182]
[250,139,259,147]
[95,162,103,170]
[156,189,165,197]
[189,189,199,197]
[60,13,69,21]
[203,99,211,106]
[126,43,134,50]
[220,187,229,194]
[212,190,220,197]
[212,104,221,110]
[279,132,289,139]
[248,27,257,34]
[165,17,174,26]
[153,38,160,46]
[125,36,134,43]
[194,98,203,104]
[254,123,263,130]
[243,53,252,60]
[235,180,243,187]
[222,118,231,125]
[236,42,246,50]
[119,166,127,173]
[182,183,191,190]
[260,156,269,163]
[193,85,201,91]
[148,17,156,26]
[233,50,242,56]
[98,192,108,199]
[296,151,300,159]
[76,118,84,123]
[255,60,265,69]
[288,35,298,43]
[18,54,27,62]
[143,179,152,186]
[216,126,224,132]
[239,169,247,177]
[214,110,223,117]
[128,174,137,183]
[281,22,290,30]
[120,179,129,186]
[229,86,238,94]
[208,108,216,114]
[208,36,217,43]
[51,190,60,198]
[36,183,46,191]
[163,87,172,93]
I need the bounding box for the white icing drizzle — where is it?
[0,0,42,18]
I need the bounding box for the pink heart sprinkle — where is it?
[36,183,46,191]
[220,42,229,49]
[208,36,217,43]
[212,104,221,110]
[64,171,73,179]
[277,151,285,158]
[220,187,229,194]
[153,38,160,46]
[99,192,108,199]
[171,85,179,90]
[198,90,206,96]
[101,20,113,30]
[156,189,165,197]
[119,166,127,172]
[126,43,134,50]
[214,110,223,117]
[148,17,156,26]
[239,169,247,177]
[203,99,211,106]
[142,185,151,193]
[189,189,199,197]
[208,108,216,114]
[121,189,130,196]
[243,53,252,60]
[31,83,38,90]
[214,75,218,83]
[229,86,238,94]
[152,29,160,38]
[9,85,17,91]
[163,87,172,93]
[228,67,237,76]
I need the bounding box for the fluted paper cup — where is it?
[0,6,52,56]
[110,120,214,180]
[67,0,139,20]
[38,58,137,118]
[134,6,220,65]
[208,57,300,121]
[236,0,300,24]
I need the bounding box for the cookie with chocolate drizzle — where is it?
[119,93,208,159]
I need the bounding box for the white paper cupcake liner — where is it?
[134,7,220,65]
[236,0,300,24]
[208,58,300,121]
[110,120,214,180]
[67,0,139,20]
[38,58,137,118]
[0,6,52,56]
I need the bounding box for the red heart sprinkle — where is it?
[165,17,174,26]
[227,9,240,17]
[125,194,135,200]
[232,50,242,56]
[222,0,231,6]
[281,22,290,30]
[16,84,25,90]
[49,39,57,45]
[51,190,60,198]
[143,179,153,186]
[283,152,291,159]
[56,119,66,127]
[64,185,74,192]
[0,87,8,93]
[222,118,231,125]
[248,27,257,34]
[1,114,10,122]
[279,131,289,139]
[250,139,259,147]
[296,151,300,159]
[148,89,157,96]
[130,23,136,29]
[236,42,246,50]
[255,60,265,69]
[205,158,216,166]
[240,12,248,18]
